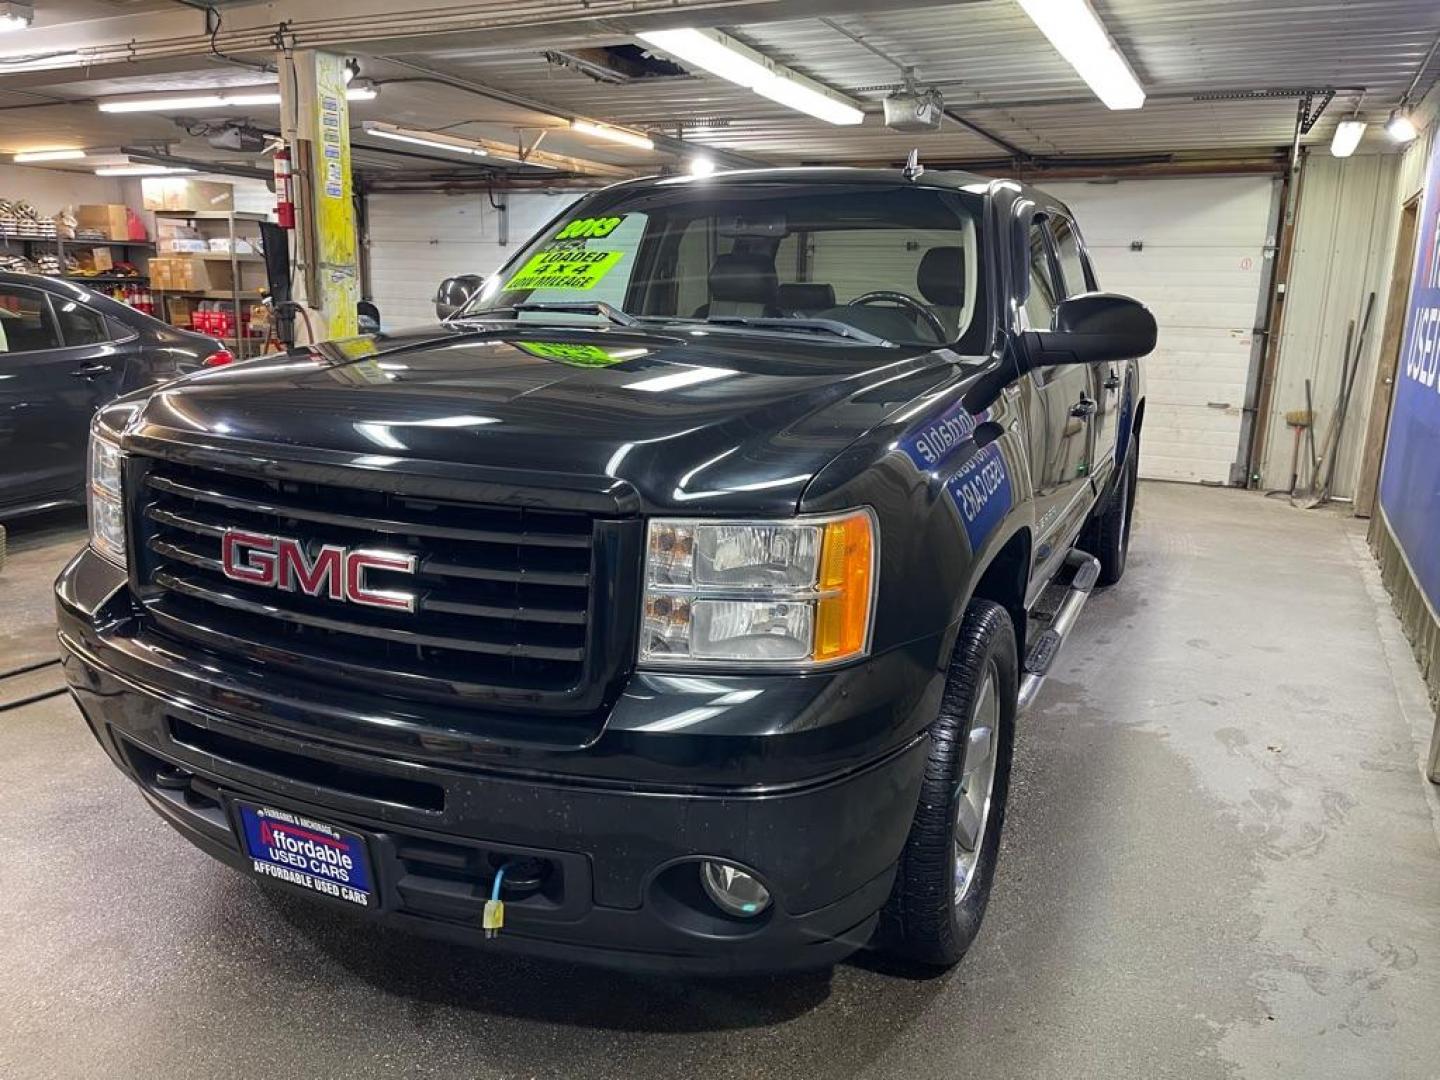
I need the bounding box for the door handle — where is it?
[1070,397,1097,419]
[1103,369,1121,391]
[69,363,114,379]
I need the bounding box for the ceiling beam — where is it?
[372,58,768,170]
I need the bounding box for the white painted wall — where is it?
[1260,154,1401,499]
[0,162,271,236]
[0,162,127,217]
[365,190,585,328]
[1044,176,1278,485]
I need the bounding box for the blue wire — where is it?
[490,863,510,902]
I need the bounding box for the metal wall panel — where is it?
[1260,153,1402,498]
[1046,176,1276,484]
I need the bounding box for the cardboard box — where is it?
[206,237,255,254]
[90,247,114,273]
[165,296,198,328]
[158,238,209,253]
[142,178,235,213]
[76,204,131,241]
[151,256,235,293]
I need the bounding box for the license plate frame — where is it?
[233,801,375,909]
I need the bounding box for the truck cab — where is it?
[56,168,1153,973]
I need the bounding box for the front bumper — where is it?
[58,549,943,974]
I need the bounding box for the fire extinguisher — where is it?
[274,146,295,229]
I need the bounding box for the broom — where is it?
[1267,407,1314,498]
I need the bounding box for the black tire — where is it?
[878,599,1018,968]
[1086,443,1138,587]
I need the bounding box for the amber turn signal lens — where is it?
[813,510,874,662]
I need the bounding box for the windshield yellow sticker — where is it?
[555,216,624,239]
[516,341,642,367]
[504,248,624,292]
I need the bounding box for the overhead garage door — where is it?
[1044,177,1278,484]
[366,191,581,329]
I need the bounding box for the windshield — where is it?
[461,180,988,350]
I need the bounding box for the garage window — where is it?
[0,287,62,354]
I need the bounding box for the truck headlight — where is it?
[88,429,126,568]
[640,510,876,668]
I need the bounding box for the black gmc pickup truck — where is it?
[57,168,1154,974]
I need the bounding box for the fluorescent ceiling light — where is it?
[361,121,488,157]
[1329,119,1366,158]
[637,28,864,126]
[640,28,773,86]
[570,119,654,150]
[0,1,32,33]
[1016,0,1145,110]
[98,83,376,113]
[100,94,226,113]
[752,75,864,127]
[1387,111,1418,143]
[13,148,86,162]
[94,165,196,177]
[360,121,561,170]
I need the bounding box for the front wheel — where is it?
[878,599,1018,968]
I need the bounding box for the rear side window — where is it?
[0,286,61,353]
[1022,221,1059,331]
[53,298,112,347]
[1050,218,1093,297]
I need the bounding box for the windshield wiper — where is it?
[701,316,891,346]
[461,300,638,327]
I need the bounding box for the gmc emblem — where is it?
[220,529,418,613]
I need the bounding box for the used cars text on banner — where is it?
[1379,132,1440,611]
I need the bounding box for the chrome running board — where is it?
[1017,549,1101,714]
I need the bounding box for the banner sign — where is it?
[1379,130,1440,609]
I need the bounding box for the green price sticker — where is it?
[516,342,637,367]
[555,216,625,240]
[504,248,624,292]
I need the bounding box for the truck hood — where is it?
[120,323,967,514]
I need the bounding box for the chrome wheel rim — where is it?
[954,662,1000,905]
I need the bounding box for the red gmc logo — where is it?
[220,529,418,613]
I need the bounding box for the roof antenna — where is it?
[902,147,924,181]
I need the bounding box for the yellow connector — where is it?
[483,898,505,938]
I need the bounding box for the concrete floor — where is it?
[2,484,1439,1079]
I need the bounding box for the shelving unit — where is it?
[0,234,152,300]
[60,274,150,285]
[0,234,154,257]
[152,210,268,357]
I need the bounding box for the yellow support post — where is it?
[279,49,359,343]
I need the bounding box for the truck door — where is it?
[1050,215,1118,487]
[0,283,115,511]
[1018,215,1095,571]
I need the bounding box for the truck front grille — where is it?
[134,458,605,709]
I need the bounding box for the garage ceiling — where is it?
[2,0,1438,178]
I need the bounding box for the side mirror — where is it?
[1020,292,1157,369]
[435,274,484,320]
